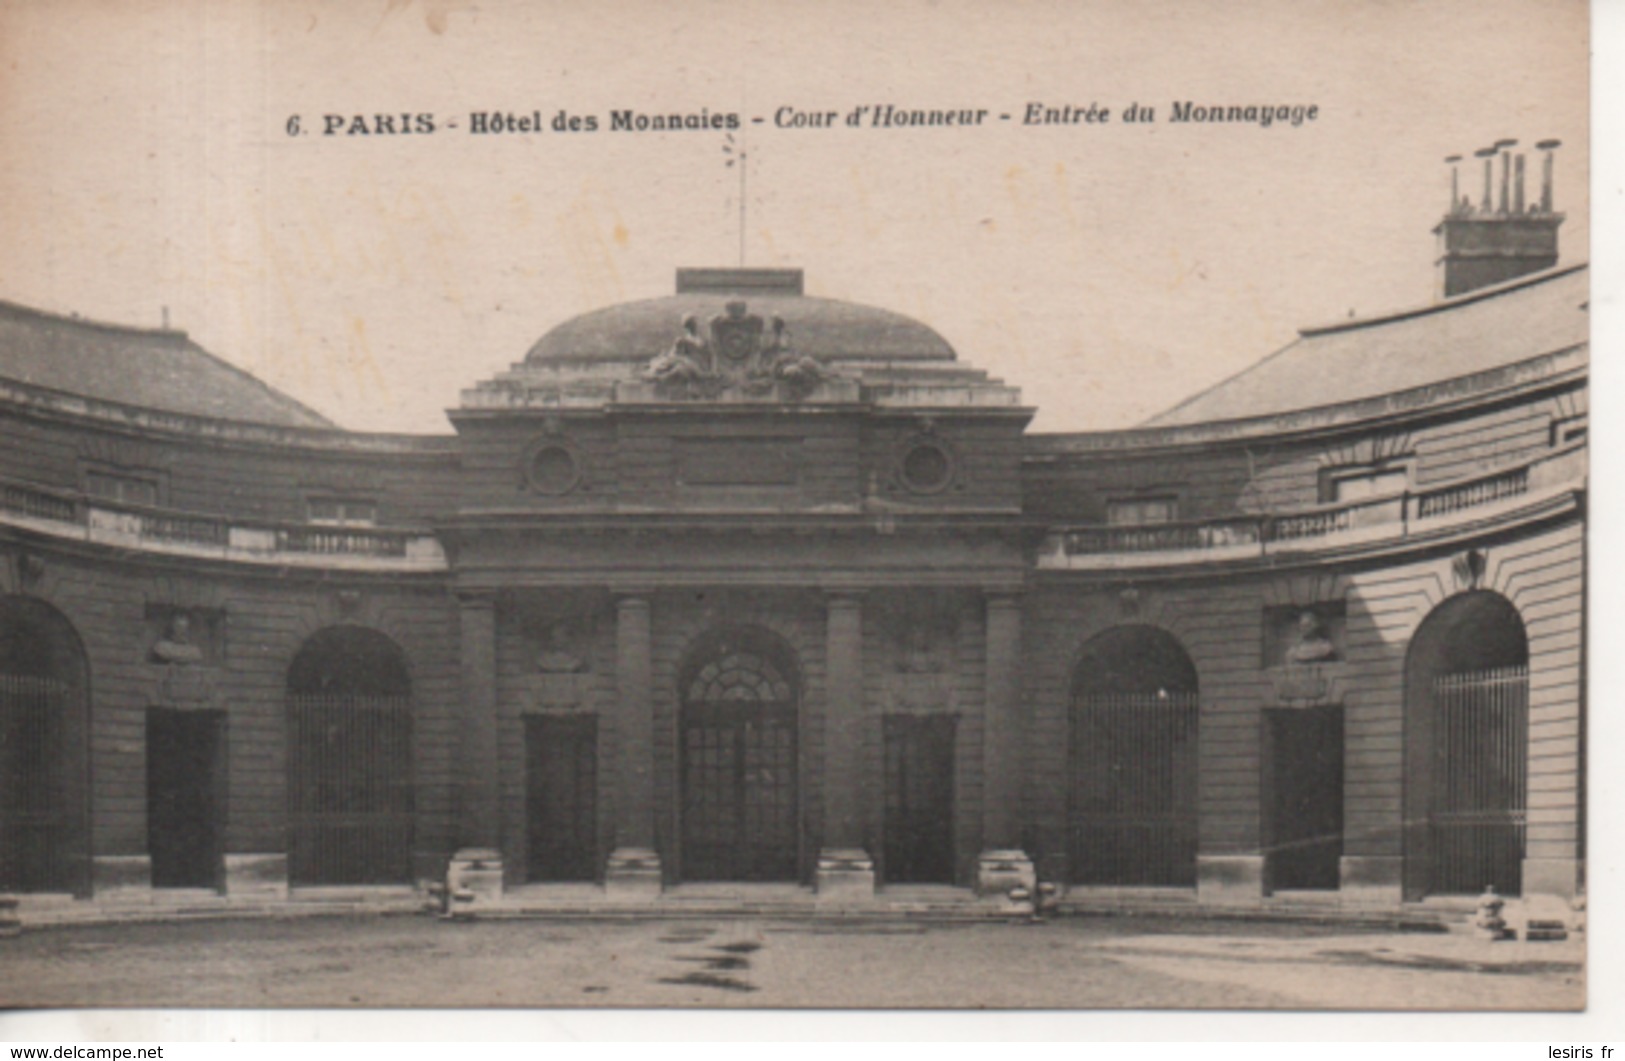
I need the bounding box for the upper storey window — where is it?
[1550,414,1587,447]
[1107,495,1179,526]
[84,468,160,507]
[1321,461,1411,504]
[307,497,378,527]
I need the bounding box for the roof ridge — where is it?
[0,296,193,341]
[1298,262,1587,338]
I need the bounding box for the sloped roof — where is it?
[1147,265,1588,427]
[0,300,333,428]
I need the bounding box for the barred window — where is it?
[84,468,160,507]
[1321,462,1411,503]
[307,497,378,526]
[1106,495,1179,525]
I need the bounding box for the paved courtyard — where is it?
[0,913,1584,1010]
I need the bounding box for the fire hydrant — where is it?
[1473,885,1509,940]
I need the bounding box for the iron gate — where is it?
[1430,666,1527,895]
[287,693,414,885]
[1069,692,1199,886]
[0,674,70,891]
[680,648,798,881]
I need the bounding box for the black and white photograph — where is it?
[0,0,1604,1039]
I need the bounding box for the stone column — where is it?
[977,592,1035,898]
[816,591,876,903]
[451,594,504,907]
[605,592,662,895]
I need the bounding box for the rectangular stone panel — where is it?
[676,438,800,487]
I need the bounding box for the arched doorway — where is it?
[0,596,89,894]
[286,626,414,885]
[678,626,800,882]
[1404,590,1529,899]
[1068,625,1199,886]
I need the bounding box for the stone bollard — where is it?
[1034,881,1060,920]
[441,848,503,920]
[1010,882,1061,923]
[1473,885,1510,941]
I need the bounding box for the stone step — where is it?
[1522,919,1569,941]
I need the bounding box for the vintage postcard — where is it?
[0,0,1598,1032]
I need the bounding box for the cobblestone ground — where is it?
[0,914,1584,1010]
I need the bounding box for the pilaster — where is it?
[816,591,875,902]
[977,592,1033,896]
[606,591,661,894]
[456,594,504,900]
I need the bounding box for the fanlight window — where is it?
[688,651,792,703]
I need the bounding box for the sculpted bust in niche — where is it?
[897,624,945,674]
[150,612,205,666]
[1286,610,1337,664]
[536,621,587,674]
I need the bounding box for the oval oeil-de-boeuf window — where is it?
[527,443,581,495]
[901,441,953,494]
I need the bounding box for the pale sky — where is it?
[0,0,1590,434]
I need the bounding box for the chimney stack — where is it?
[1434,137,1564,300]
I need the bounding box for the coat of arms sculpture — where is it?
[641,300,837,400]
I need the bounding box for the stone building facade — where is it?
[0,179,1586,920]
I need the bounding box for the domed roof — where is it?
[524,269,956,366]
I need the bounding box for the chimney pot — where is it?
[1436,138,1563,299]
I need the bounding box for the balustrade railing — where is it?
[0,479,78,523]
[0,474,435,563]
[1415,466,1529,519]
[141,510,229,546]
[276,525,413,557]
[1267,506,1352,541]
[1049,445,1580,561]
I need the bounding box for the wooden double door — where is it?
[525,714,599,882]
[1263,705,1344,892]
[146,708,225,889]
[882,714,956,884]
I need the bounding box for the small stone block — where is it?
[92,855,155,898]
[604,847,663,898]
[976,848,1036,898]
[815,848,877,904]
[1197,855,1265,906]
[448,847,505,911]
[224,854,289,899]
